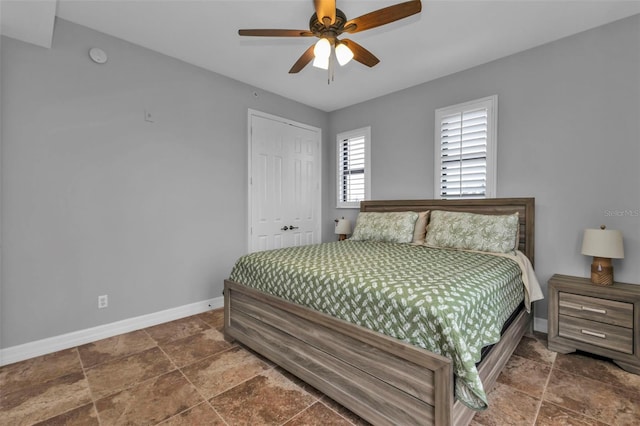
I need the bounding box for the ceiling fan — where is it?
[238,0,422,77]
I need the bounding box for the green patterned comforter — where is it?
[229,241,525,409]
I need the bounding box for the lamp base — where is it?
[338,234,347,241]
[590,256,614,286]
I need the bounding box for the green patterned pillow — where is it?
[425,210,519,253]
[350,212,419,243]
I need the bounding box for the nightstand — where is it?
[548,274,640,374]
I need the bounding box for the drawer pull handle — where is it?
[581,306,606,314]
[581,329,606,339]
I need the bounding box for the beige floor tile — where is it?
[159,402,226,425]
[544,368,640,425]
[0,371,92,426]
[160,328,234,367]
[84,346,174,399]
[554,351,640,394]
[470,382,538,426]
[145,316,210,345]
[33,402,100,426]
[194,309,224,331]
[535,401,608,426]
[284,401,353,426]
[0,348,82,395]
[210,368,316,426]
[514,334,557,365]
[181,346,270,399]
[77,329,157,368]
[497,354,552,399]
[95,370,203,425]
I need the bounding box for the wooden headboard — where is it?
[360,198,535,267]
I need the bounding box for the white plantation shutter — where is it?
[435,96,497,199]
[337,127,371,208]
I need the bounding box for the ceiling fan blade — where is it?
[289,44,316,73]
[314,0,336,26]
[343,0,422,34]
[341,39,380,68]
[239,29,314,37]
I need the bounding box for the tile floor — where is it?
[1,309,639,425]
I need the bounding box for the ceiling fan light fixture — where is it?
[313,38,331,59]
[238,0,422,76]
[335,43,353,66]
[312,55,329,70]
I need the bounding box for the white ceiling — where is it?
[3,1,640,111]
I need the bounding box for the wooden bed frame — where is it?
[224,198,535,426]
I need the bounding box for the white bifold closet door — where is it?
[249,111,321,252]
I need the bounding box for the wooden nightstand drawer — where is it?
[559,292,633,328]
[559,314,633,354]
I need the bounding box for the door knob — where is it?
[280,226,289,231]
[289,225,299,230]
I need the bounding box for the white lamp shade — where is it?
[335,43,354,66]
[313,38,331,59]
[312,55,329,70]
[581,228,624,259]
[335,218,352,235]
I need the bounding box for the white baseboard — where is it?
[533,317,548,334]
[0,296,224,367]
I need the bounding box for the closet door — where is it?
[249,111,321,252]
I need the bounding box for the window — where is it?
[434,95,497,199]
[337,127,371,208]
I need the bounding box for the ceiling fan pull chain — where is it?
[328,48,336,84]
[329,54,333,84]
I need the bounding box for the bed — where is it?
[224,198,537,426]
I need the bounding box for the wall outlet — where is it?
[98,295,108,309]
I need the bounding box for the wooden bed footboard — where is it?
[224,279,454,425]
[224,279,532,426]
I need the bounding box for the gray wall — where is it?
[0,19,328,348]
[325,15,640,322]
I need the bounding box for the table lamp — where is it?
[581,225,624,285]
[335,218,351,241]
